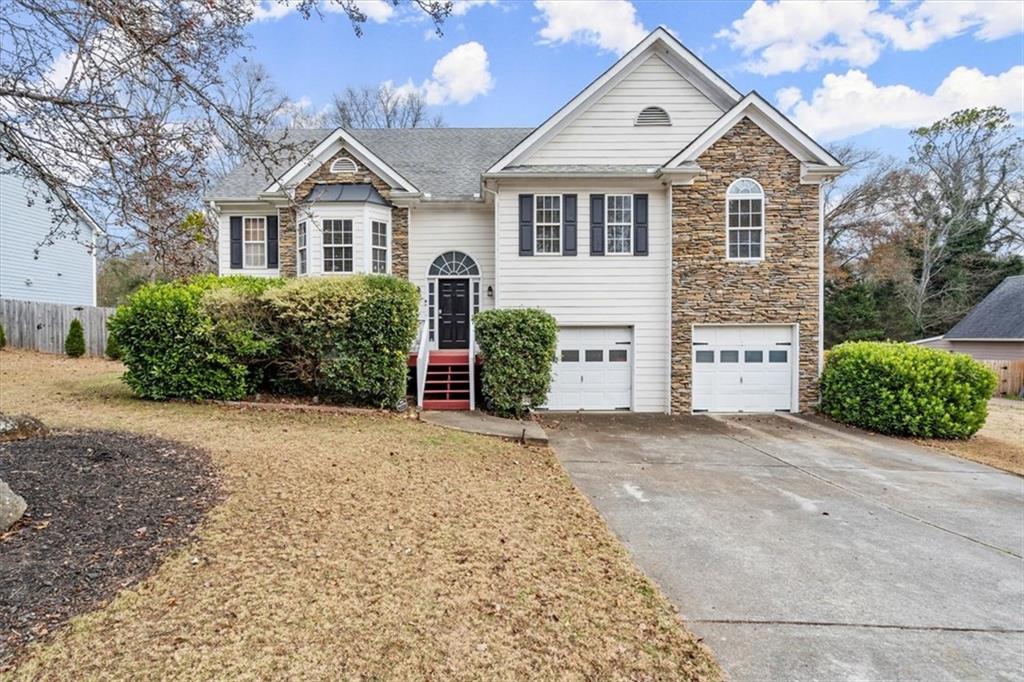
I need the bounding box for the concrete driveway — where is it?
[546,413,1024,681]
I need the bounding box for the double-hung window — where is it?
[726,178,764,260]
[323,219,353,273]
[243,217,266,268]
[371,220,388,273]
[297,221,308,275]
[534,195,561,255]
[606,194,632,254]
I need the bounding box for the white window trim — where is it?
[322,218,354,274]
[534,194,562,256]
[370,219,390,274]
[297,220,308,276]
[605,194,633,256]
[725,178,766,262]
[242,216,267,269]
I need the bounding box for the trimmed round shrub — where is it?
[65,319,86,357]
[263,275,419,407]
[108,275,284,400]
[819,341,997,439]
[474,308,557,418]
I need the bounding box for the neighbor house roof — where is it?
[209,127,532,202]
[944,275,1024,340]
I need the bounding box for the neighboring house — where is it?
[208,28,845,413]
[0,159,98,306]
[912,275,1024,361]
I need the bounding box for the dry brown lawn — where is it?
[0,349,719,680]
[916,398,1024,476]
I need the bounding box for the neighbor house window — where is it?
[243,217,266,268]
[371,220,388,274]
[323,219,353,273]
[297,221,308,275]
[606,194,632,254]
[535,195,561,254]
[726,178,764,260]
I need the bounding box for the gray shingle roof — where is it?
[209,127,533,202]
[945,275,1024,339]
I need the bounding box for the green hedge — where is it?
[108,274,417,407]
[819,341,997,438]
[474,308,557,418]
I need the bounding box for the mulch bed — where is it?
[0,431,218,669]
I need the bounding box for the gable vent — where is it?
[635,106,671,126]
[329,157,358,173]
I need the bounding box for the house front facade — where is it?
[208,28,845,414]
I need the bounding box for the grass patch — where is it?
[0,349,720,680]
[914,398,1024,476]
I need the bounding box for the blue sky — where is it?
[246,0,1024,158]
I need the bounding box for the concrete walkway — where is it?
[547,413,1024,681]
[419,410,548,444]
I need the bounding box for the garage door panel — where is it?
[692,325,794,413]
[546,327,632,411]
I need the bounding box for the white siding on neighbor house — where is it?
[409,204,495,340]
[495,179,671,412]
[524,55,724,166]
[0,169,95,306]
[217,204,281,277]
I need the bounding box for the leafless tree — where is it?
[0,0,452,275]
[329,83,445,129]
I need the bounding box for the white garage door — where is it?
[692,325,795,413]
[545,327,632,411]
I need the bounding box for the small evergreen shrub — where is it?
[65,319,86,357]
[474,308,558,418]
[104,328,121,360]
[0,322,6,349]
[819,341,997,439]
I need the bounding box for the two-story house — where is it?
[208,28,845,413]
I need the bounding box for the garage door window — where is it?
[695,350,714,363]
[609,349,627,362]
[720,350,739,363]
[561,350,579,362]
[745,350,763,363]
[769,350,788,363]
[585,350,603,362]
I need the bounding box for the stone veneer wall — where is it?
[671,117,821,412]
[278,146,409,278]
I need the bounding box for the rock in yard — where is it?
[0,479,27,531]
[0,413,47,442]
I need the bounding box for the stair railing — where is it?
[416,317,430,408]
[468,315,476,411]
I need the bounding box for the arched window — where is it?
[726,178,764,260]
[329,157,358,174]
[428,250,479,277]
[635,106,671,126]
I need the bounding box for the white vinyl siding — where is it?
[408,204,495,325]
[497,179,670,412]
[524,54,723,166]
[0,162,96,306]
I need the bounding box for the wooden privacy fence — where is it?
[980,360,1024,397]
[1,298,115,357]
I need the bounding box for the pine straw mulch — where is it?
[0,349,721,681]
[0,431,218,670]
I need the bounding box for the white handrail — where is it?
[416,318,430,408]
[468,315,476,411]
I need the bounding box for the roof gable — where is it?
[946,276,1024,339]
[487,27,741,173]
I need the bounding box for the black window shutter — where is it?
[562,194,577,256]
[519,194,534,256]
[633,194,649,256]
[266,215,279,268]
[229,216,243,269]
[590,194,605,256]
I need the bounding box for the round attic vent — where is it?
[329,157,358,173]
[635,106,671,126]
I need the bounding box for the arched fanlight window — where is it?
[635,106,671,126]
[725,178,765,260]
[329,157,358,173]
[428,250,479,277]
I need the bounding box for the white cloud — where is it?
[534,0,646,55]
[252,1,295,21]
[347,0,395,23]
[777,65,1024,140]
[251,0,395,23]
[451,0,499,16]
[718,0,1024,75]
[394,42,494,106]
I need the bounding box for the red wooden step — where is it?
[422,399,471,410]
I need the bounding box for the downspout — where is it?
[482,183,499,309]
